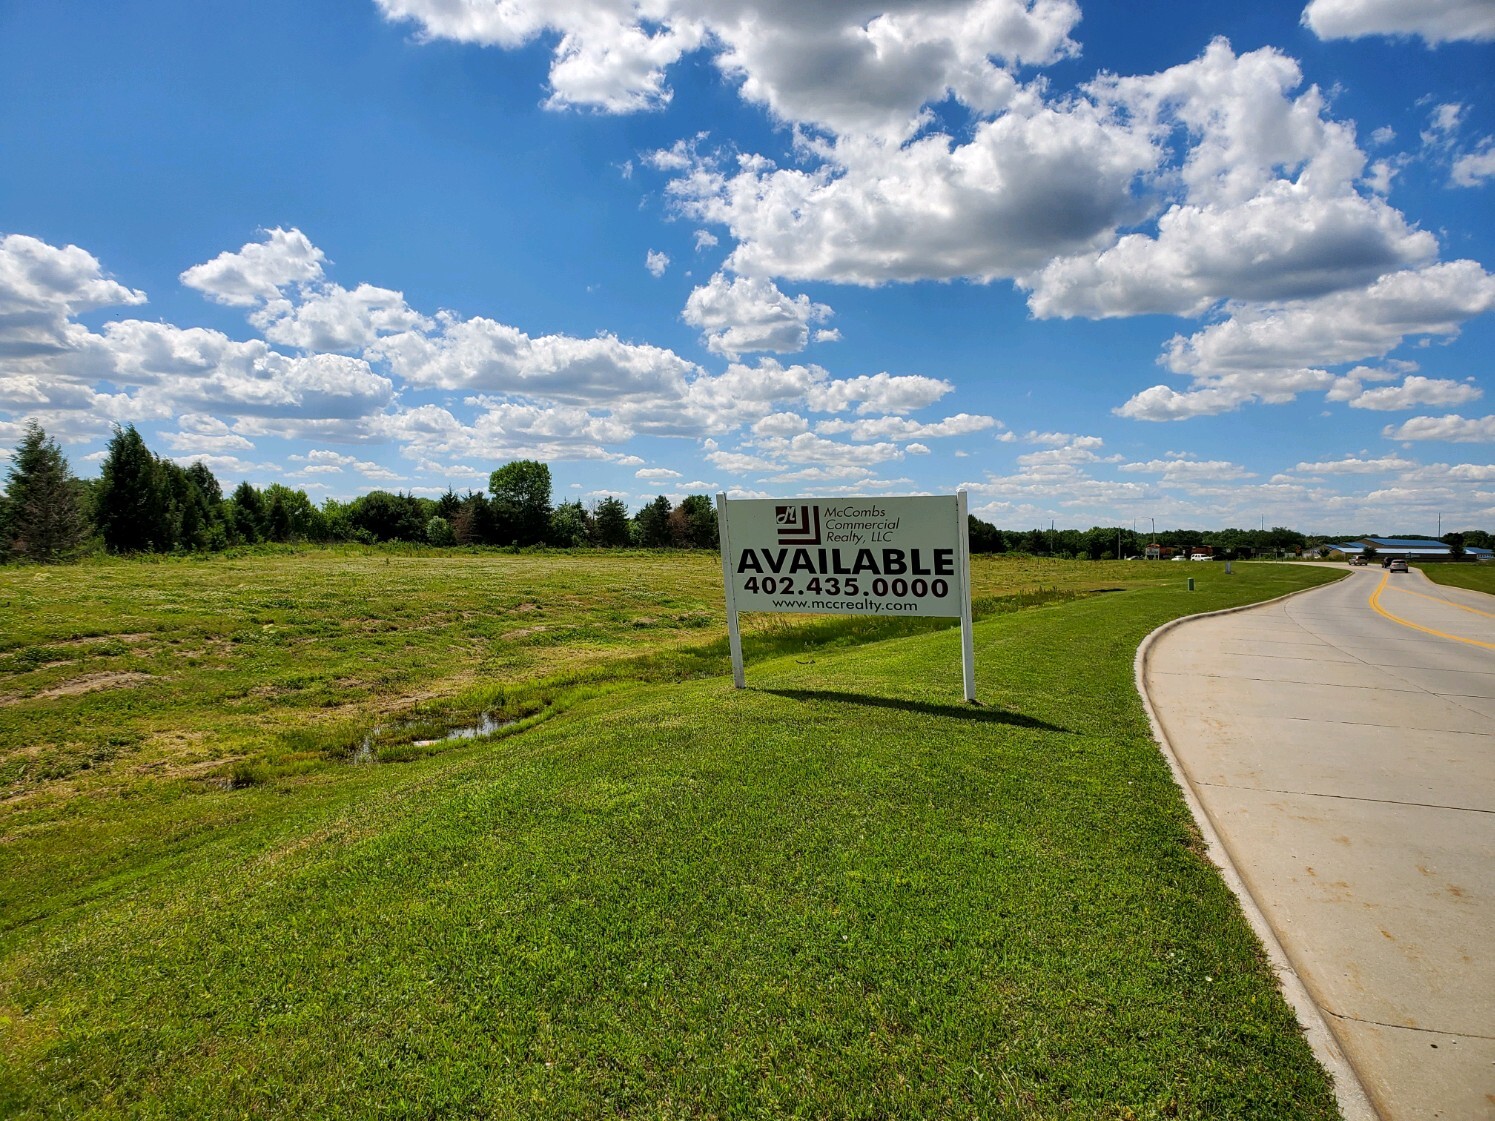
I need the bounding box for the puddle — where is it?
[352,711,515,763]
[411,712,512,747]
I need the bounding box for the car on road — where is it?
[1348,556,1368,566]
[1389,558,1408,572]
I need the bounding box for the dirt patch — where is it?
[505,626,549,640]
[49,632,154,649]
[132,756,230,780]
[35,672,154,699]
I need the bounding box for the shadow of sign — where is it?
[762,688,1070,733]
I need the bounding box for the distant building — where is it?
[1325,537,1494,562]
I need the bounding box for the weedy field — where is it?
[0,550,1344,1118]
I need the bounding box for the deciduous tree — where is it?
[489,460,552,546]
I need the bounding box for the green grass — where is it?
[0,548,1181,800]
[0,552,1344,1118]
[1419,562,1495,595]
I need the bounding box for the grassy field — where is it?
[0,550,1344,1117]
[1419,562,1495,595]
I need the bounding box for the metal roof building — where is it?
[1326,537,1494,560]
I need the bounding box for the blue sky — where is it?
[2,0,1492,531]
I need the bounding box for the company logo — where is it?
[775,504,821,545]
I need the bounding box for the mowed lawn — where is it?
[1420,562,1495,596]
[0,552,1344,1118]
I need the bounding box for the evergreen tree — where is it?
[230,481,266,543]
[95,425,172,553]
[435,488,462,520]
[635,495,674,547]
[265,490,292,542]
[452,493,496,545]
[3,421,89,562]
[162,460,215,551]
[592,496,630,547]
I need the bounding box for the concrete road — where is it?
[1143,565,1495,1120]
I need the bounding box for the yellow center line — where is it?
[1369,572,1495,650]
[1386,582,1495,619]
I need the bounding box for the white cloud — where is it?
[1382,414,1495,443]
[0,235,147,401]
[376,0,1079,134]
[374,0,703,113]
[372,317,698,401]
[635,466,682,479]
[646,250,670,277]
[98,322,395,419]
[166,454,282,479]
[1163,261,1495,377]
[1027,187,1434,318]
[179,227,325,307]
[1119,261,1495,421]
[753,431,902,471]
[704,447,781,475]
[670,100,1158,285]
[1023,430,1102,447]
[1292,454,1418,474]
[254,283,431,351]
[815,412,997,441]
[1016,441,1121,468]
[1026,42,1435,318]
[4,235,979,477]
[0,234,147,323]
[160,414,255,455]
[682,272,833,358]
[1115,368,1336,421]
[803,370,953,415]
[287,449,405,482]
[752,412,810,437]
[1346,375,1482,411]
[1451,142,1495,188]
[1120,458,1255,482]
[1303,0,1495,45]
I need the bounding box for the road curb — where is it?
[1134,571,1379,1121]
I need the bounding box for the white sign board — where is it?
[716,493,976,700]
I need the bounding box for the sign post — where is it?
[715,492,746,689]
[716,493,976,702]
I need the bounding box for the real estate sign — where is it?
[716,493,975,700]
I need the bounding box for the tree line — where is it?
[3,420,1490,563]
[0,423,719,561]
[965,519,1494,559]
